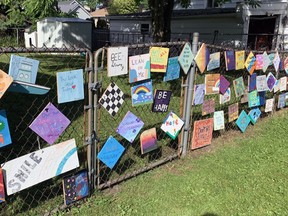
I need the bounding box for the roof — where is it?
[39,17,92,23]
[108,8,237,19]
[58,0,92,18]
[90,8,109,18]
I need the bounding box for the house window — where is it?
[206,0,220,8]
[141,24,149,34]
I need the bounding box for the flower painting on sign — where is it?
[160,111,184,140]
[150,47,169,73]
[107,46,128,77]
[191,118,213,150]
[129,53,150,83]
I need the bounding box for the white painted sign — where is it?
[2,139,79,195]
[107,46,128,77]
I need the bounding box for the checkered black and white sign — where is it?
[99,82,124,117]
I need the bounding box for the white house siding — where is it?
[75,7,91,20]
[37,20,63,48]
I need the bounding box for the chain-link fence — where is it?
[0,28,26,47]
[0,47,92,215]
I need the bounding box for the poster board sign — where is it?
[129,53,150,83]
[0,110,12,148]
[228,103,239,122]
[224,50,235,71]
[236,110,250,133]
[152,90,172,112]
[0,169,5,203]
[191,118,213,150]
[255,54,263,70]
[193,84,205,105]
[202,99,215,116]
[107,46,128,77]
[0,69,13,99]
[150,47,169,73]
[194,43,209,73]
[2,138,79,195]
[235,50,245,70]
[248,108,261,125]
[178,43,194,74]
[219,87,231,104]
[205,74,220,95]
[163,57,180,82]
[207,52,220,71]
[265,98,274,113]
[214,111,225,131]
[262,51,270,73]
[245,52,256,75]
[233,76,245,97]
[256,75,268,92]
[140,128,158,154]
[266,72,276,92]
[131,79,153,106]
[160,111,184,140]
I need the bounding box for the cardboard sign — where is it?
[63,170,89,205]
[107,46,128,77]
[29,103,70,144]
[0,69,13,99]
[150,47,169,72]
[140,128,158,154]
[8,54,39,84]
[214,111,225,131]
[194,43,209,73]
[202,99,215,116]
[205,74,220,95]
[236,110,250,133]
[245,52,256,75]
[131,79,153,106]
[193,84,205,105]
[129,53,151,83]
[224,50,235,71]
[163,57,180,82]
[233,76,245,97]
[265,98,274,113]
[228,103,239,122]
[116,111,144,143]
[56,69,84,104]
[0,110,12,148]
[160,111,184,140]
[178,43,194,74]
[97,136,125,169]
[235,50,245,70]
[152,90,172,112]
[191,118,213,150]
[2,138,79,195]
[207,52,220,71]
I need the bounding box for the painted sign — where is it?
[256,75,268,92]
[248,108,261,125]
[178,43,194,74]
[278,93,286,109]
[152,90,172,112]
[193,84,205,105]
[236,110,250,133]
[248,73,257,92]
[224,50,235,71]
[2,138,79,195]
[0,169,5,203]
[255,54,263,70]
[129,53,150,83]
[245,51,256,75]
[194,43,209,73]
[131,79,153,106]
[107,46,128,77]
[163,57,180,82]
[140,128,158,154]
[266,72,276,92]
[233,76,245,97]
[56,69,84,104]
[259,91,266,106]
[202,99,215,116]
[29,103,70,144]
[207,52,220,71]
[279,76,287,92]
[220,75,230,95]
[97,136,125,169]
[191,118,213,150]
[205,73,220,95]
[0,110,12,148]
[160,111,184,140]
[265,98,274,113]
[63,170,89,205]
[235,50,245,70]
[0,69,13,99]
[116,111,144,143]
[284,56,288,74]
[219,87,231,104]
[273,51,280,72]
[8,54,39,84]
[228,103,239,122]
[248,90,260,108]
[262,51,270,73]
[150,47,169,72]
[214,111,225,131]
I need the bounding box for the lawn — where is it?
[63,109,288,216]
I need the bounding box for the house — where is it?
[90,7,109,28]
[107,0,288,50]
[58,0,92,20]
[25,17,92,49]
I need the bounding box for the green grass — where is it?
[62,109,288,216]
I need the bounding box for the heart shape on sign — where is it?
[72,85,76,89]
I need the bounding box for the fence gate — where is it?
[92,42,189,189]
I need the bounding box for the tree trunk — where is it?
[149,0,174,42]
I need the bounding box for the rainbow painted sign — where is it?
[2,138,79,195]
[131,79,153,106]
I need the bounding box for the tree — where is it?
[148,0,261,42]
[108,0,144,15]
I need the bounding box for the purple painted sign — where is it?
[152,90,172,112]
[29,102,70,144]
[220,75,230,95]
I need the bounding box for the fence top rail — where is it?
[0,46,88,53]
[106,40,187,49]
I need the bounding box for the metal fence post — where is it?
[181,32,199,157]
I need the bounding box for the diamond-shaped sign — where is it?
[194,43,210,74]
[97,136,125,169]
[178,43,194,74]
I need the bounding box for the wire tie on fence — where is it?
[89,81,102,91]
[85,67,93,72]
[37,136,41,150]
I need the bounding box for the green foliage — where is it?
[108,0,140,15]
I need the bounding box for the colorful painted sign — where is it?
[266,72,276,92]
[97,136,125,169]
[274,80,280,93]
[160,111,184,140]
[245,51,256,75]
[248,73,257,92]
[255,54,263,70]
[129,53,150,83]
[56,69,84,104]
[220,75,230,95]
[0,69,13,99]
[191,118,213,150]
[131,79,153,106]
[256,75,268,92]
[240,88,249,104]
[258,91,266,106]
[278,93,286,109]
[248,90,259,108]
[29,103,70,144]
[224,50,235,71]
[7,81,50,95]
[207,52,220,71]
[202,99,215,116]
[273,51,280,72]
[150,47,169,72]
[2,138,79,195]
[178,43,194,74]
[235,50,245,70]
[8,54,39,84]
[193,84,205,105]
[99,82,125,117]
[233,76,245,97]
[265,98,274,113]
[0,169,5,203]
[63,170,89,205]
[214,111,225,131]
[236,110,250,133]
[152,90,172,112]
[279,76,287,92]
[219,87,231,104]
[0,110,12,148]
[248,108,261,125]
[262,51,270,73]
[194,43,209,73]
[107,46,128,77]
[163,57,180,82]
[116,111,144,143]
[284,56,288,74]
[140,128,158,154]
[205,73,220,95]
[228,103,239,122]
